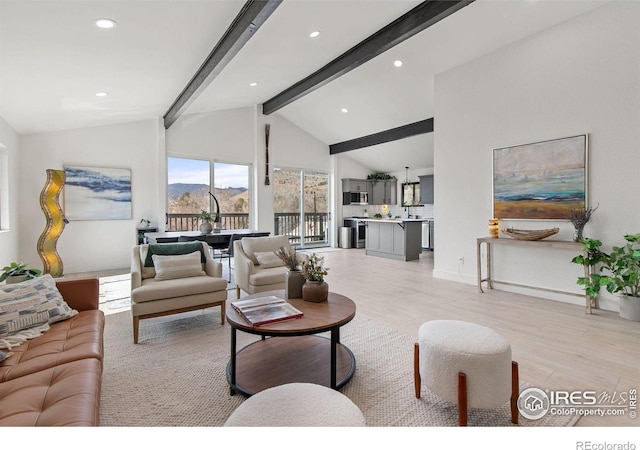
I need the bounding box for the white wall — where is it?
[433,3,640,311]
[167,107,256,164]
[0,116,20,267]
[19,120,162,274]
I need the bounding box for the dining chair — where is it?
[219,234,244,282]
[178,235,215,257]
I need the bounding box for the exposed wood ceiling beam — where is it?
[262,0,473,115]
[330,118,433,154]
[163,0,282,129]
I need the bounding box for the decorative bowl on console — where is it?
[501,227,559,241]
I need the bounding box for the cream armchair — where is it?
[233,235,292,299]
[131,241,228,343]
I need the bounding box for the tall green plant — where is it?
[571,238,609,298]
[601,233,640,298]
[572,234,640,299]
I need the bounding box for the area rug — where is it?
[100,310,577,427]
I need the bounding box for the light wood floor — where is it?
[311,248,639,427]
[72,248,639,426]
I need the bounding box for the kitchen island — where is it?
[362,218,424,261]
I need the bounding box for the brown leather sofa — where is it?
[0,277,105,426]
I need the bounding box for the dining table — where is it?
[143,229,269,251]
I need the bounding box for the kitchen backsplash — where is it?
[343,203,434,219]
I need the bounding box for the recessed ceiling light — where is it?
[95,92,108,97]
[341,108,348,113]
[394,60,404,67]
[95,18,117,29]
[309,30,320,38]
[249,82,258,87]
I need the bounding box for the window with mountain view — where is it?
[167,157,250,231]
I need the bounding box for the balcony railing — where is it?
[167,213,250,232]
[274,212,327,245]
[166,212,328,245]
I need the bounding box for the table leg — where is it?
[486,242,493,289]
[584,262,593,314]
[477,240,484,293]
[330,327,338,389]
[230,326,237,396]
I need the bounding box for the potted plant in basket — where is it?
[0,262,42,284]
[301,253,329,303]
[572,234,640,321]
[275,246,304,299]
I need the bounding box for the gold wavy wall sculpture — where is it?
[37,169,67,277]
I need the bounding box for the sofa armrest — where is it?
[131,246,142,291]
[206,259,223,278]
[233,240,256,292]
[55,278,99,311]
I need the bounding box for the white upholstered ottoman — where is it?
[224,383,366,427]
[413,320,519,426]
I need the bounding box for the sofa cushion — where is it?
[241,235,291,265]
[254,251,285,269]
[0,310,104,382]
[152,251,206,281]
[140,243,208,279]
[0,358,102,426]
[132,275,228,304]
[143,242,206,267]
[0,274,78,349]
[249,265,289,287]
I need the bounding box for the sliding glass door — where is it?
[273,167,329,248]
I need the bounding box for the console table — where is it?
[476,237,594,314]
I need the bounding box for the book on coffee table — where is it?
[231,296,303,327]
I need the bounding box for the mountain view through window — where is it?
[167,157,249,231]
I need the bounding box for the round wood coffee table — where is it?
[226,290,356,397]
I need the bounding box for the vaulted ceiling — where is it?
[0,0,606,172]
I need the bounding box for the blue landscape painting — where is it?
[64,166,132,220]
[493,135,587,219]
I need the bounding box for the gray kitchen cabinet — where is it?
[371,178,397,205]
[419,175,434,204]
[388,179,397,205]
[371,181,385,205]
[342,178,370,193]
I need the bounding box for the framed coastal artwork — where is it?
[64,165,132,220]
[493,135,587,220]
